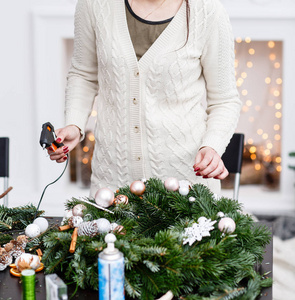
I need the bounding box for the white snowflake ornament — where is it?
[183,217,217,246]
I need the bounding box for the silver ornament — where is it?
[218,217,236,234]
[72,204,86,217]
[25,224,41,238]
[95,188,115,208]
[164,177,179,191]
[130,180,146,195]
[179,186,189,196]
[95,218,111,233]
[217,212,225,218]
[33,217,49,233]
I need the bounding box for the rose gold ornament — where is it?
[130,181,146,196]
[72,204,87,217]
[218,217,236,234]
[95,188,115,208]
[114,195,129,205]
[164,177,179,191]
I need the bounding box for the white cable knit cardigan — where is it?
[65,0,242,196]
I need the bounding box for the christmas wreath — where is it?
[0,178,272,299]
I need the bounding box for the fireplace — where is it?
[32,0,295,214]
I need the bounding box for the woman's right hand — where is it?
[47,125,81,163]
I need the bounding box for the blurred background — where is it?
[0,0,295,218]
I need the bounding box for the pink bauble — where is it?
[95,188,115,208]
[164,177,179,191]
[130,181,146,196]
[218,217,236,234]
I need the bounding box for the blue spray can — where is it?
[98,233,124,300]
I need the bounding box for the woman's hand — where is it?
[47,125,81,163]
[193,146,229,179]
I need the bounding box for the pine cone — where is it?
[0,247,12,271]
[77,221,98,237]
[16,235,28,249]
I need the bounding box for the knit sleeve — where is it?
[65,0,98,139]
[199,1,242,156]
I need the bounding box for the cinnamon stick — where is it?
[69,228,78,253]
[0,187,13,199]
[59,225,71,231]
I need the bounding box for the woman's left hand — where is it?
[193,147,229,179]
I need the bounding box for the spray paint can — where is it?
[98,233,124,300]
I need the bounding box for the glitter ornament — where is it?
[130,181,146,196]
[33,217,49,233]
[69,216,83,228]
[72,204,86,217]
[217,212,225,218]
[25,224,41,238]
[114,195,129,205]
[95,218,111,233]
[95,188,115,208]
[164,177,179,191]
[218,217,236,234]
[179,186,189,196]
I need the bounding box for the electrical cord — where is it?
[34,154,69,220]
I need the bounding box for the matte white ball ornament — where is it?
[95,188,115,208]
[72,204,86,217]
[33,217,49,233]
[164,177,179,191]
[189,197,196,202]
[130,181,146,196]
[218,217,236,234]
[25,224,41,238]
[179,186,189,196]
[95,218,111,233]
[217,212,225,218]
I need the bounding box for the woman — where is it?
[48,0,241,196]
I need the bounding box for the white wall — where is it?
[1,0,295,216]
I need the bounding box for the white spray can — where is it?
[98,233,124,300]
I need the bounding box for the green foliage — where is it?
[0,204,43,233]
[40,178,271,299]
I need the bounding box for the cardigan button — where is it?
[134,126,139,133]
[133,98,137,104]
[136,156,141,161]
[134,70,139,77]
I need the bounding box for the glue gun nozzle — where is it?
[42,144,46,150]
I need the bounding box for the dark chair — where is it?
[221,133,245,200]
[0,138,10,206]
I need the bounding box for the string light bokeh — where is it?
[231,38,283,189]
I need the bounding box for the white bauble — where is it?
[95,218,111,233]
[179,186,189,196]
[95,188,115,208]
[33,217,49,233]
[218,217,236,234]
[164,177,179,191]
[25,224,41,238]
[189,197,196,202]
[217,212,225,218]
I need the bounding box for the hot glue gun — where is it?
[39,122,64,151]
